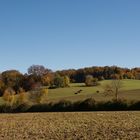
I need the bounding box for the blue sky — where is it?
[0,0,140,73]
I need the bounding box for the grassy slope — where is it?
[48,80,140,102]
[0,80,140,104]
[0,112,139,140]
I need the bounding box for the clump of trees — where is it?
[2,86,49,112]
[0,65,71,97]
[50,75,70,88]
[85,75,99,86]
[57,66,140,83]
[0,65,140,97]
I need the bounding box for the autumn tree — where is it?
[3,87,16,106]
[63,76,70,87]
[29,87,48,104]
[41,72,54,86]
[2,70,23,93]
[0,79,5,96]
[22,74,37,91]
[17,88,27,104]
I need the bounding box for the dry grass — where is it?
[0,112,140,140]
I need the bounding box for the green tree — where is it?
[63,76,70,87]
[53,75,65,88]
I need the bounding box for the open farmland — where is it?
[0,112,140,140]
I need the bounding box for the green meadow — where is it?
[48,80,140,102]
[0,79,140,105]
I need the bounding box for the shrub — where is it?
[51,100,72,111]
[128,101,140,110]
[0,97,140,113]
[16,88,28,105]
[3,87,16,106]
[28,88,48,104]
[85,75,99,86]
[74,98,96,111]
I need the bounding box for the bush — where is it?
[0,97,140,113]
[3,88,16,107]
[28,88,48,104]
[128,101,140,110]
[51,100,72,112]
[96,99,128,111]
[85,75,99,86]
[27,103,52,112]
[73,98,96,111]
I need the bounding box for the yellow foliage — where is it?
[18,91,27,104]
[3,88,16,106]
[28,88,48,104]
[41,88,48,95]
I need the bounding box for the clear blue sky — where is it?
[0,0,140,73]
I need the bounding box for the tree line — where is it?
[57,66,140,82]
[0,65,140,96]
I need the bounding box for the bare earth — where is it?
[0,112,140,140]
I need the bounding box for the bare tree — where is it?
[112,79,122,100]
[103,79,123,101]
[28,65,52,76]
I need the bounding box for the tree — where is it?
[112,79,123,100]
[85,75,99,86]
[2,70,23,93]
[85,75,94,86]
[29,88,48,104]
[28,65,46,76]
[17,88,27,104]
[63,76,70,87]
[0,79,5,96]
[41,72,54,86]
[53,74,65,88]
[22,74,37,91]
[3,87,16,106]
[103,79,123,101]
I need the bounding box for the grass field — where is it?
[0,79,140,105]
[48,80,140,102]
[0,111,139,140]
